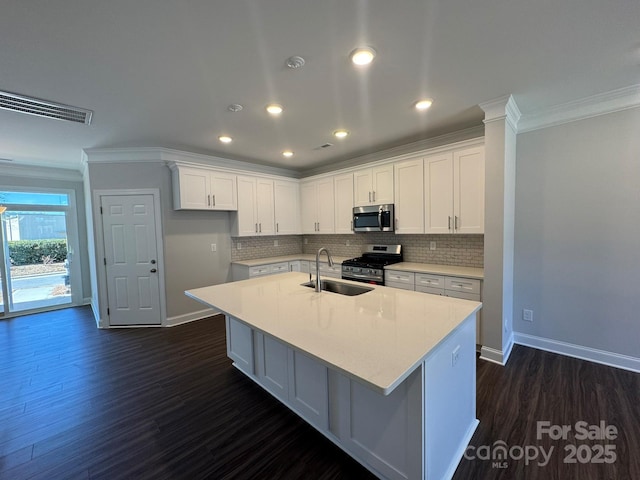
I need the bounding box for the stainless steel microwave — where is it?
[353,204,395,232]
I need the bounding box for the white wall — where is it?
[87,161,233,320]
[514,107,640,360]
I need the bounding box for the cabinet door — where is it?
[274,180,300,235]
[316,178,335,233]
[288,260,301,272]
[288,350,329,429]
[174,167,210,210]
[210,172,237,211]
[226,317,254,375]
[371,164,394,204]
[256,333,289,401]
[353,169,373,206]
[334,173,354,234]
[300,182,318,234]
[394,158,424,234]
[256,178,275,235]
[235,176,258,236]
[454,146,485,234]
[424,153,454,234]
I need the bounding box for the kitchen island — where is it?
[186,272,481,480]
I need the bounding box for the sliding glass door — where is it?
[0,189,80,316]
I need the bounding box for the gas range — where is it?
[341,244,403,285]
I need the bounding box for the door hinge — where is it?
[100,206,103,214]
[107,307,110,316]
[103,258,106,265]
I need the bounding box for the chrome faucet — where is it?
[315,247,334,292]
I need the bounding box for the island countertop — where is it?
[186,272,481,395]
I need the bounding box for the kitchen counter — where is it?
[231,254,351,267]
[386,262,484,279]
[186,272,480,394]
[186,273,480,479]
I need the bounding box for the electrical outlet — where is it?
[451,345,461,366]
[523,309,533,322]
[430,241,436,251]
[274,240,279,247]
[237,242,242,250]
[346,240,350,246]
[210,243,217,252]
[304,238,308,244]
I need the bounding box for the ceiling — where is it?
[1,0,638,173]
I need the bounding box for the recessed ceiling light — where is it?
[218,135,233,144]
[333,129,349,138]
[266,104,284,115]
[415,99,434,111]
[282,150,294,157]
[350,47,376,66]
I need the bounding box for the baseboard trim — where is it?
[502,332,515,364]
[479,346,509,366]
[514,333,640,373]
[165,308,220,327]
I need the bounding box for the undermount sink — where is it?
[301,279,374,296]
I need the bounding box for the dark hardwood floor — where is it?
[0,307,638,480]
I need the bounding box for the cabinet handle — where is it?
[259,223,262,233]
[212,195,215,206]
[317,222,320,232]
[255,223,258,233]
[207,194,211,207]
[350,220,353,231]
[276,223,279,233]
[455,216,459,230]
[372,191,376,202]
[368,191,372,203]
[448,216,451,230]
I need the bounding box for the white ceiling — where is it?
[1,0,638,173]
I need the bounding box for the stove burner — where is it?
[341,244,402,285]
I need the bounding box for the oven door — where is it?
[353,205,394,232]
[341,265,384,285]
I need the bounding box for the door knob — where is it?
[150,268,157,273]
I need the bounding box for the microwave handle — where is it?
[378,207,383,231]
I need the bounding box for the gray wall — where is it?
[514,107,640,358]
[87,162,233,319]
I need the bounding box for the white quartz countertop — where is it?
[186,272,481,395]
[231,254,351,267]
[386,262,484,279]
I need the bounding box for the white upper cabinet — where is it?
[353,164,394,206]
[232,176,275,236]
[300,177,335,234]
[454,146,485,234]
[425,146,484,234]
[334,173,354,234]
[274,180,301,235]
[393,158,424,234]
[171,165,237,211]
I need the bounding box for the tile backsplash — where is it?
[231,235,303,261]
[232,233,483,267]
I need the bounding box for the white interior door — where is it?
[101,194,161,325]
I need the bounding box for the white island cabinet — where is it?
[186,273,481,480]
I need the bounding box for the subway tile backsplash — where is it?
[232,233,483,267]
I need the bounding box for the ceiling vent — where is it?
[0,90,93,125]
[313,143,333,150]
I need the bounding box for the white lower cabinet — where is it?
[385,270,415,291]
[232,261,298,280]
[225,313,477,480]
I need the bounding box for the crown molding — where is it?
[479,95,521,132]
[518,84,640,133]
[83,147,299,178]
[0,163,82,182]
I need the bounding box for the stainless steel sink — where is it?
[301,279,373,296]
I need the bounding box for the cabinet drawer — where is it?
[386,281,415,291]
[415,285,445,295]
[445,291,480,302]
[249,265,272,277]
[444,277,481,295]
[385,270,415,286]
[415,274,445,289]
[270,262,290,274]
[319,263,342,276]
